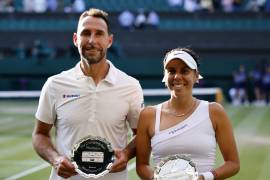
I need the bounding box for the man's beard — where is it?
[81,47,106,65]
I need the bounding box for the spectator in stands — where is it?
[31,40,43,59]
[221,0,234,12]
[262,65,270,104]
[118,9,135,30]
[22,0,32,12]
[33,0,47,13]
[231,65,249,105]
[146,10,160,29]
[183,0,200,12]
[32,8,144,180]
[266,0,270,12]
[136,47,240,180]
[167,0,183,9]
[63,0,85,13]
[134,8,147,29]
[200,0,215,12]
[245,0,261,12]
[0,0,15,12]
[250,64,264,105]
[245,0,266,12]
[16,42,27,60]
[23,0,47,13]
[31,39,55,63]
[257,0,267,11]
[72,0,85,13]
[47,0,58,12]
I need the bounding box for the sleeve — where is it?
[127,80,144,129]
[35,77,56,124]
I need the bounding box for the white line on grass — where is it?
[235,108,266,135]
[4,162,136,179]
[0,117,15,125]
[237,134,270,146]
[0,107,36,114]
[0,120,32,132]
[0,141,32,158]
[0,160,43,166]
[0,136,17,144]
[234,108,268,148]
[4,163,49,180]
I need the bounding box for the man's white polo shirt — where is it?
[36,60,144,180]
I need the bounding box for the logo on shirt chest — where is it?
[168,124,188,135]
[62,94,80,98]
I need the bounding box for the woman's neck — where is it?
[167,97,197,117]
[170,96,194,107]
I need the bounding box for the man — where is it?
[32,8,144,180]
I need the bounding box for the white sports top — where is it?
[151,100,216,173]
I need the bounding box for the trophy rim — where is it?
[72,161,114,179]
[71,135,115,178]
[153,154,198,180]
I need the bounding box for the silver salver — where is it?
[153,154,198,180]
[71,135,115,179]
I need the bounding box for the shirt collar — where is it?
[74,62,85,79]
[104,60,117,85]
[74,60,117,85]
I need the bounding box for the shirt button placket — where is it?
[88,89,97,122]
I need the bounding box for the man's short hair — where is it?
[78,8,110,33]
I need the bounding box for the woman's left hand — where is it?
[110,149,128,173]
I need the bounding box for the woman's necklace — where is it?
[167,98,197,117]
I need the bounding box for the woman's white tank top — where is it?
[151,100,216,173]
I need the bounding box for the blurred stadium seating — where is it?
[0,3,270,101]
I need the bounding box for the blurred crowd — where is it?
[0,0,86,13]
[0,0,270,13]
[167,0,270,12]
[118,9,160,30]
[11,39,123,63]
[229,63,270,106]
[15,40,56,62]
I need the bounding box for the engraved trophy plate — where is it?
[153,154,198,180]
[71,136,115,179]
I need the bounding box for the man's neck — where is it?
[80,59,109,85]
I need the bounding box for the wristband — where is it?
[201,171,214,180]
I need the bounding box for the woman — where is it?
[136,48,240,180]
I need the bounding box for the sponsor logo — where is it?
[62,94,80,98]
[168,124,188,135]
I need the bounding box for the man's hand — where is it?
[53,156,77,178]
[198,175,204,180]
[110,149,128,173]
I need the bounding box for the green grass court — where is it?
[0,100,270,179]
